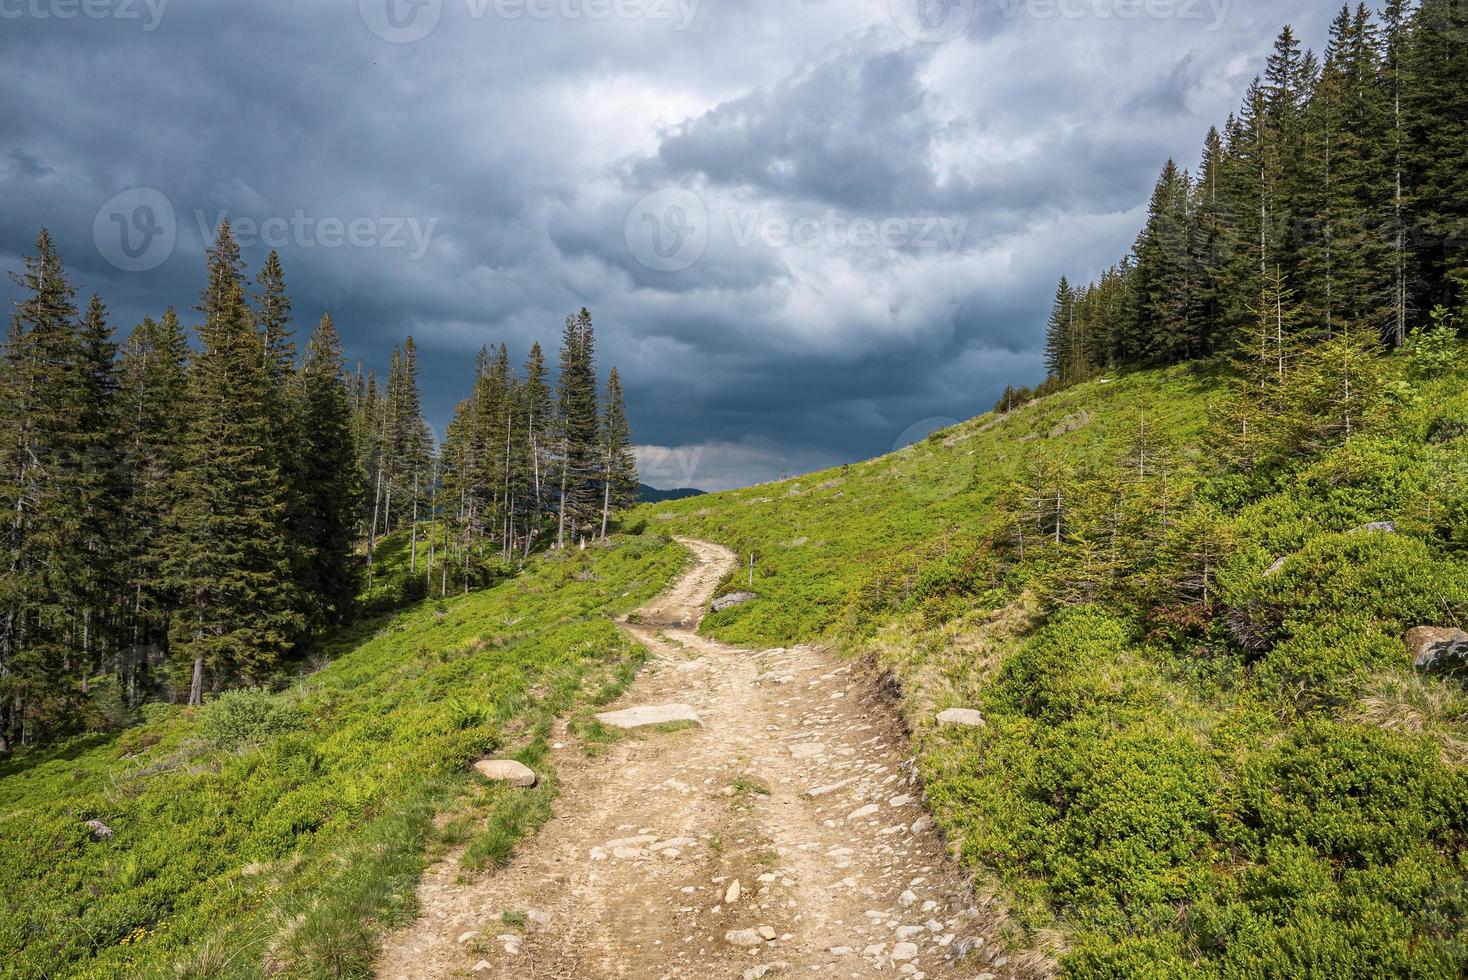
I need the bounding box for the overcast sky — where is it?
[1,0,1338,489]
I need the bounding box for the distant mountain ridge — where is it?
[639,484,705,503]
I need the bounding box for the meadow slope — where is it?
[0,536,686,979]
[645,356,1468,976]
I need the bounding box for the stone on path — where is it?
[891,941,919,961]
[725,928,765,947]
[595,704,703,729]
[936,708,986,728]
[472,759,537,787]
[725,879,742,904]
[712,591,757,613]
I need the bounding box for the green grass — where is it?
[0,532,685,979]
[644,352,1468,976]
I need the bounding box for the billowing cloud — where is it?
[0,0,1338,488]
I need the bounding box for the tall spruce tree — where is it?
[297,314,361,628]
[165,223,301,704]
[555,310,600,547]
[599,367,638,541]
[0,230,82,749]
[116,308,188,705]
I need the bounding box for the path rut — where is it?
[376,538,1007,979]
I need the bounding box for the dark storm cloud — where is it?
[0,0,1340,488]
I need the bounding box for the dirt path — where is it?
[376,538,1007,979]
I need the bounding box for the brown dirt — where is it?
[375,538,1010,979]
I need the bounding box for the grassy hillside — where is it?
[0,534,685,979]
[645,352,1468,976]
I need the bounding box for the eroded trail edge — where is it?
[377,538,1006,979]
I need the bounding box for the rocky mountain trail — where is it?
[376,538,1011,979]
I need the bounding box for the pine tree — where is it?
[71,294,122,691]
[1132,161,1196,360]
[0,230,82,749]
[1042,276,1075,381]
[555,310,600,547]
[116,308,188,705]
[599,367,638,541]
[1404,0,1468,315]
[521,342,552,550]
[165,223,301,704]
[297,314,361,628]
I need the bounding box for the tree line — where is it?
[1016,0,1465,405]
[0,223,637,751]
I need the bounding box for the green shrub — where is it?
[1233,719,1466,866]
[991,608,1133,725]
[197,687,307,749]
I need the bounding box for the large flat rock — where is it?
[595,704,704,730]
[936,708,986,728]
[473,759,537,787]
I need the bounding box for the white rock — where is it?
[527,909,551,930]
[890,794,913,807]
[725,928,765,947]
[848,804,880,820]
[758,925,777,940]
[595,704,703,729]
[910,816,932,834]
[456,931,479,944]
[725,880,742,904]
[788,742,825,759]
[936,708,986,728]
[895,926,926,940]
[472,759,537,787]
[471,960,493,974]
[891,942,919,961]
[899,890,918,908]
